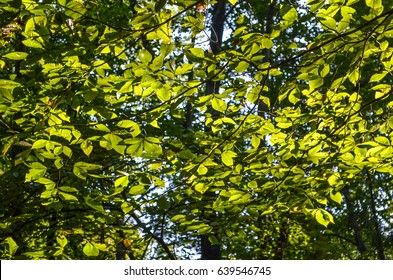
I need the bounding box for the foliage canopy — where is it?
[1,0,393,259]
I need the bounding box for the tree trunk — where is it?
[343,186,367,254]
[116,218,127,260]
[257,1,276,116]
[367,174,385,260]
[200,0,227,260]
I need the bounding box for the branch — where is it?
[130,211,176,260]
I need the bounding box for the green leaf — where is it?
[121,202,133,214]
[197,164,208,175]
[115,175,129,187]
[365,0,382,8]
[178,149,195,160]
[150,119,160,128]
[144,138,162,157]
[3,52,28,60]
[36,178,56,188]
[321,17,336,30]
[348,69,359,85]
[251,135,261,148]
[261,37,273,49]
[129,185,146,196]
[212,97,227,113]
[114,144,126,155]
[83,242,99,257]
[63,146,73,158]
[369,72,387,83]
[374,136,390,146]
[95,124,111,132]
[320,64,330,77]
[309,78,324,91]
[56,235,68,248]
[228,193,243,202]
[221,151,236,166]
[175,63,193,75]
[138,49,153,64]
[25,162,47,182]
[80,140,93,156]
[328,172,340,186]
[208,235,219,245]
[85,196,105,213]
[235,61,249,73]
[22,39,43,49]
[58,191,78,201]
[58,186,78,192]
[126,139,143,156]
[116,120,136,129]
[154,0,167,11]
[5,237,18,256]
[330,190,342,204]
[189,48,205,58]
[171,214,186,222]
[194,183,208,194]
[32,139,48,149]
[380,41,389,51]
[117,120,141,137]
[282,8,298,23]
[313,209,334,227]
[156,88,171,102]
[54,158,63,169]
[65,0,86,20]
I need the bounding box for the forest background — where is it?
[0,0,392,260]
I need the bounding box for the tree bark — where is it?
[116,218,127,260]
[200,0,227,260]
[256,1,275,116]
[367,174,385,260]
[343,186,367,254]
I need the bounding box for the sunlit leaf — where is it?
[330,190,342,204]
[212,97,227,113]
[129,185,146,196]
[85,196,105,213]
[83,242,99,257]
[3,52,28,60]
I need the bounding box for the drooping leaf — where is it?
[85,196,105,213]
[330,190,342,204]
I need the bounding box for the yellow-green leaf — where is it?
[115,175,129,187]
[85,196,105,213]
[3,52,28,60]
[83,242,99,257]
[80,140,93,156]
[330,190,342,204]
[369,72,387,83]
[320,64,330,77]
[121,202,133,214]
[282,7,298,22]
[212,97,227,113]
[5,237,18,256]
[197,164,208,175]
[251,135,261,148]
[328,172,340,186]
[32,139,48,149]
[129,185,146,195]
[313,209,334,227]
[221,151,236,166]
[195,183,208,194]
[235,61,249,73]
